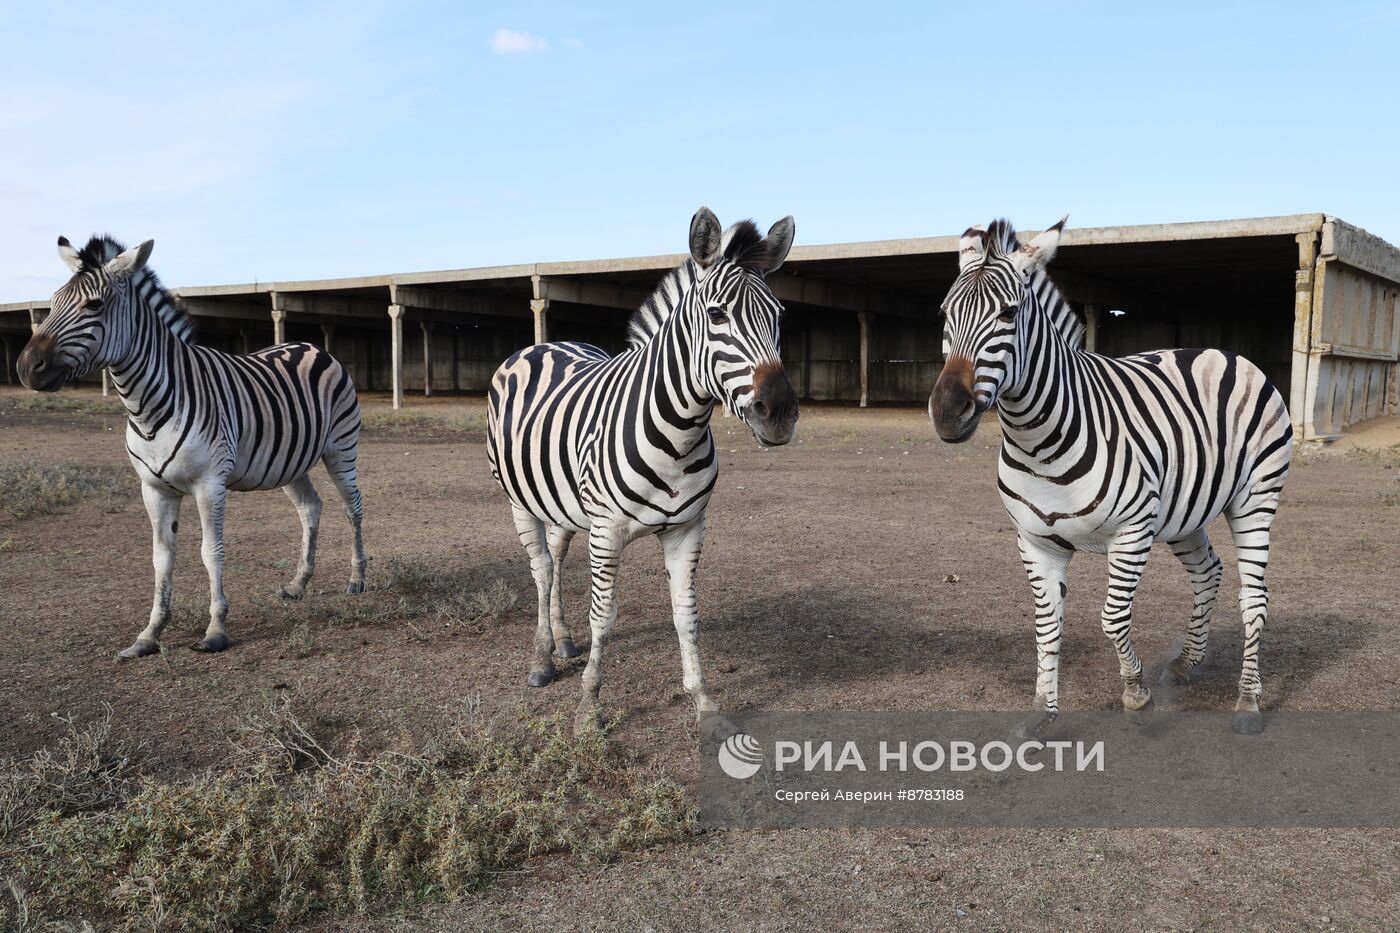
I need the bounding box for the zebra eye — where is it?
[997,305,1017,323]
[707,305,729,325]
[85,298,104,310]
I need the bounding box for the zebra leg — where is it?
[1018,535,1071,717]
[191,481,232,653]
[277,475,321,600]
[512,506,558,687]
[119,484,183,660]
[576,525,624,735]
[1160,530,1223,686]
[323,450,367,595]
[1102,527,1154,712]
[659,516,718,722]
[1226,490,1283,735]
[547,526,581,659]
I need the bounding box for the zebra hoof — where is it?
[345,580,366,596]
[1232,710,1264,735]
[555,638,581,659]
[574,705,603,736]
[1158,661,1193,687]
[697,712,738,743]
[194,633,230,653]
[1125,700,1155,726]
[1122,685,1153,713]
[527,668,555,688]
[116,639,160,661]
[277,585,305,600]
[1012,712,1056,742]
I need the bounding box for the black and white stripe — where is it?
[18,235,368,657]
[487,208,798,732]
[930,218,1293,734]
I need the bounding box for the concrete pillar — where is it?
[240,330,252,355]
[1291,231,1321,434]
[531,298,549,344]
[101,368,111,397]
[451,329,461,391]
[857,311,871,408]
[801,319,812,399]
[420,321,434,396]
[2,336,10,384]
[28,308,42,334]
[270,292,287,344]
[1083,303,1100,353]
[321,323,336,355]
[389,304,407,410]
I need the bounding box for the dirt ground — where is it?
[3,384,1400,931]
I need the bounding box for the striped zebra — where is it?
[17,235,368,658]
[487,208,798,732]
[929,218,1292,734]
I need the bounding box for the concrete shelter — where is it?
[4,213,1398,441]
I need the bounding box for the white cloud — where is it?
[489,28,548,55]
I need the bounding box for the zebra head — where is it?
[685,207,800,447]
[929,217,1066,442]
[17,236,155,391]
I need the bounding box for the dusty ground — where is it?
[3,384,1400,931]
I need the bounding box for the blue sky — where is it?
[3,1,1398,299]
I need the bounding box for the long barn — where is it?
[4,213,1397,441]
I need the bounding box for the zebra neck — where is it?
[996,301,1089,459]
[108,285,193,438]
[645,311,718,432]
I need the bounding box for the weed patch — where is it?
[0,706,137,843]
[1,703,693,932]
[358,406,487,436]
[0,462,133,519]
[2,395,125,416]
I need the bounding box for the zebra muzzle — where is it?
[17,335,66,392]
[930,356,982,443]
[749,363,799,446]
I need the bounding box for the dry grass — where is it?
[357,406,487,436]
[0,462,134,519]
[1,702,693,932]
[284,620,315,659]
[1,394,125,416]
[228,693,340,771]
[1344,442,1400,466]
[271,557,522,636]
[0,706,137,843]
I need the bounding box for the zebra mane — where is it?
[77,235,198,346]
[625,262,698,349]
[983,218,1020,259]
[624,220,773,349]
[978,219,1085,352]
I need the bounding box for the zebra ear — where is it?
[57,236,82,273]
[763,216,795,274]
[105,240,154,280]
[1013,216,1067,274]
[957,226,988,271]
[689,207,723,269]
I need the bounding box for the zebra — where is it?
[929,218,1292,734]
[487,207,799,733]
[17,235,368,658]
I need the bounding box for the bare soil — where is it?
[2,384,1399,931]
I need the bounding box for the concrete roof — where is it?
[5,214,1396,325]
